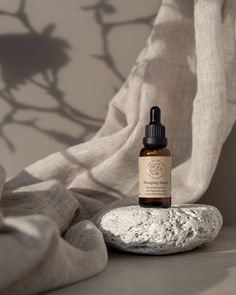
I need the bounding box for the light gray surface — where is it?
[46,226,236,295]
[98,205,222,254]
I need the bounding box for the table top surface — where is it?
[46,226,236,295]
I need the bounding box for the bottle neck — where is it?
[143,137,167,150]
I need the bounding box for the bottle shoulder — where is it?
[139,147,171,157]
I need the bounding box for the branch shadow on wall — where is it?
[0,0,103,152]
[81,0,156,84]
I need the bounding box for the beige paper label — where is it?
[139,156,171,198]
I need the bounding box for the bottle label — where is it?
[139,156,171,198]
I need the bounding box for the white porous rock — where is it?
[97,205,223,255]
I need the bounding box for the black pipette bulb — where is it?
[143,106,167,149]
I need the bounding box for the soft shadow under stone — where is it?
[96,205,222,255]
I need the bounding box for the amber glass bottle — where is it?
[139,106,171,208]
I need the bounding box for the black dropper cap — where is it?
[143,106,167,149]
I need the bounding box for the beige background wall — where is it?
[0,0,235,224]
[0,0,157,176]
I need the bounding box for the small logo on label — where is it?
[148,159,165,179]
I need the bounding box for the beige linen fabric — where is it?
[0,0,236,294]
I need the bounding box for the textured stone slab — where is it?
[97,205,223,255]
